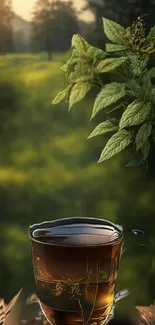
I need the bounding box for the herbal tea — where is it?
[32,222,120,245]
[30,219,123,325]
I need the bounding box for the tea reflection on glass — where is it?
[29,218,124,325]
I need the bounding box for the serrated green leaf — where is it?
[74,75,93,83]
[52,85,72,105]
[142,74,152,92]
[52,90,66,105]
[103,17,126,45]
[127,80,142,97]
[69,82,91,109]
[106,102,125,113]
[88,119,118,139]
[61,59,79,72]
[61,64,68,72]
[98,130,131,163]
[67,60,91,82]
[95,57,126,73]
[61,49,86,72]
[141,140,150,161]
[125,160,142,167]
[130,55,148,77]
[72,34,89,52]
[147,67,155,79]
[91,82,126,120]
[126,90,136,98]
[147,26,155,42]
[87,45,106,59]
[119,100,151,129]
[142,45,155,54]
[106,43,127,52]
[151,87,155,104]
[61,58,80,71]
[130,55,148,70]
[135,122,152,151]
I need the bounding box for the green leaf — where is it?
[98,130,131,163]
[103,17,126,45]
[61,49,86,72]
[135,122,152,151]
[87,46,106,59]
[71,36,106,60]
[119,100,151,129]
[147,67,155,79]
[106,102,126,114]
[141,140,150,161]
[67,60,91,83]
[151,87,155,104]
[61,64,68,72]
[106,102,125,113]
[95,57,126,73]
[91,82,126,120]
[130,55,148,77]
[88,119,118,139]
[72,34,89,52]
[127,80,142,97]
[73,75,93,83]
[106,43,127,52]
[69,82,91,109]
[147,26,155,42]
[52,85,72,105]
[142,74,152,90]
[61,58,79,72]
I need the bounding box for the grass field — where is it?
[0,52,106,300]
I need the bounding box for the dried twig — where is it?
[0,289,23,325]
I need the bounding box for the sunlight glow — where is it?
[12,0,94,22]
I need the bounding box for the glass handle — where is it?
[114,228,152,304]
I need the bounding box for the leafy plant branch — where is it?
[52,15,155,167]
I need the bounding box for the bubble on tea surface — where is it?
[32,222,120,246]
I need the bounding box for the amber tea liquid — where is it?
[30,219,123,325]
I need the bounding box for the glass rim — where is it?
[29,217,124,247]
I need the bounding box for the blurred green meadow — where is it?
[0,53,155,309]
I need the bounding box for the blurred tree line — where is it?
[0,0,81,57]
[0,0,89,58]
[0,0,13,53]
[31,0,80,60]
[2,0,155,56]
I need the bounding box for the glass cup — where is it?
[29,217,152,325]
